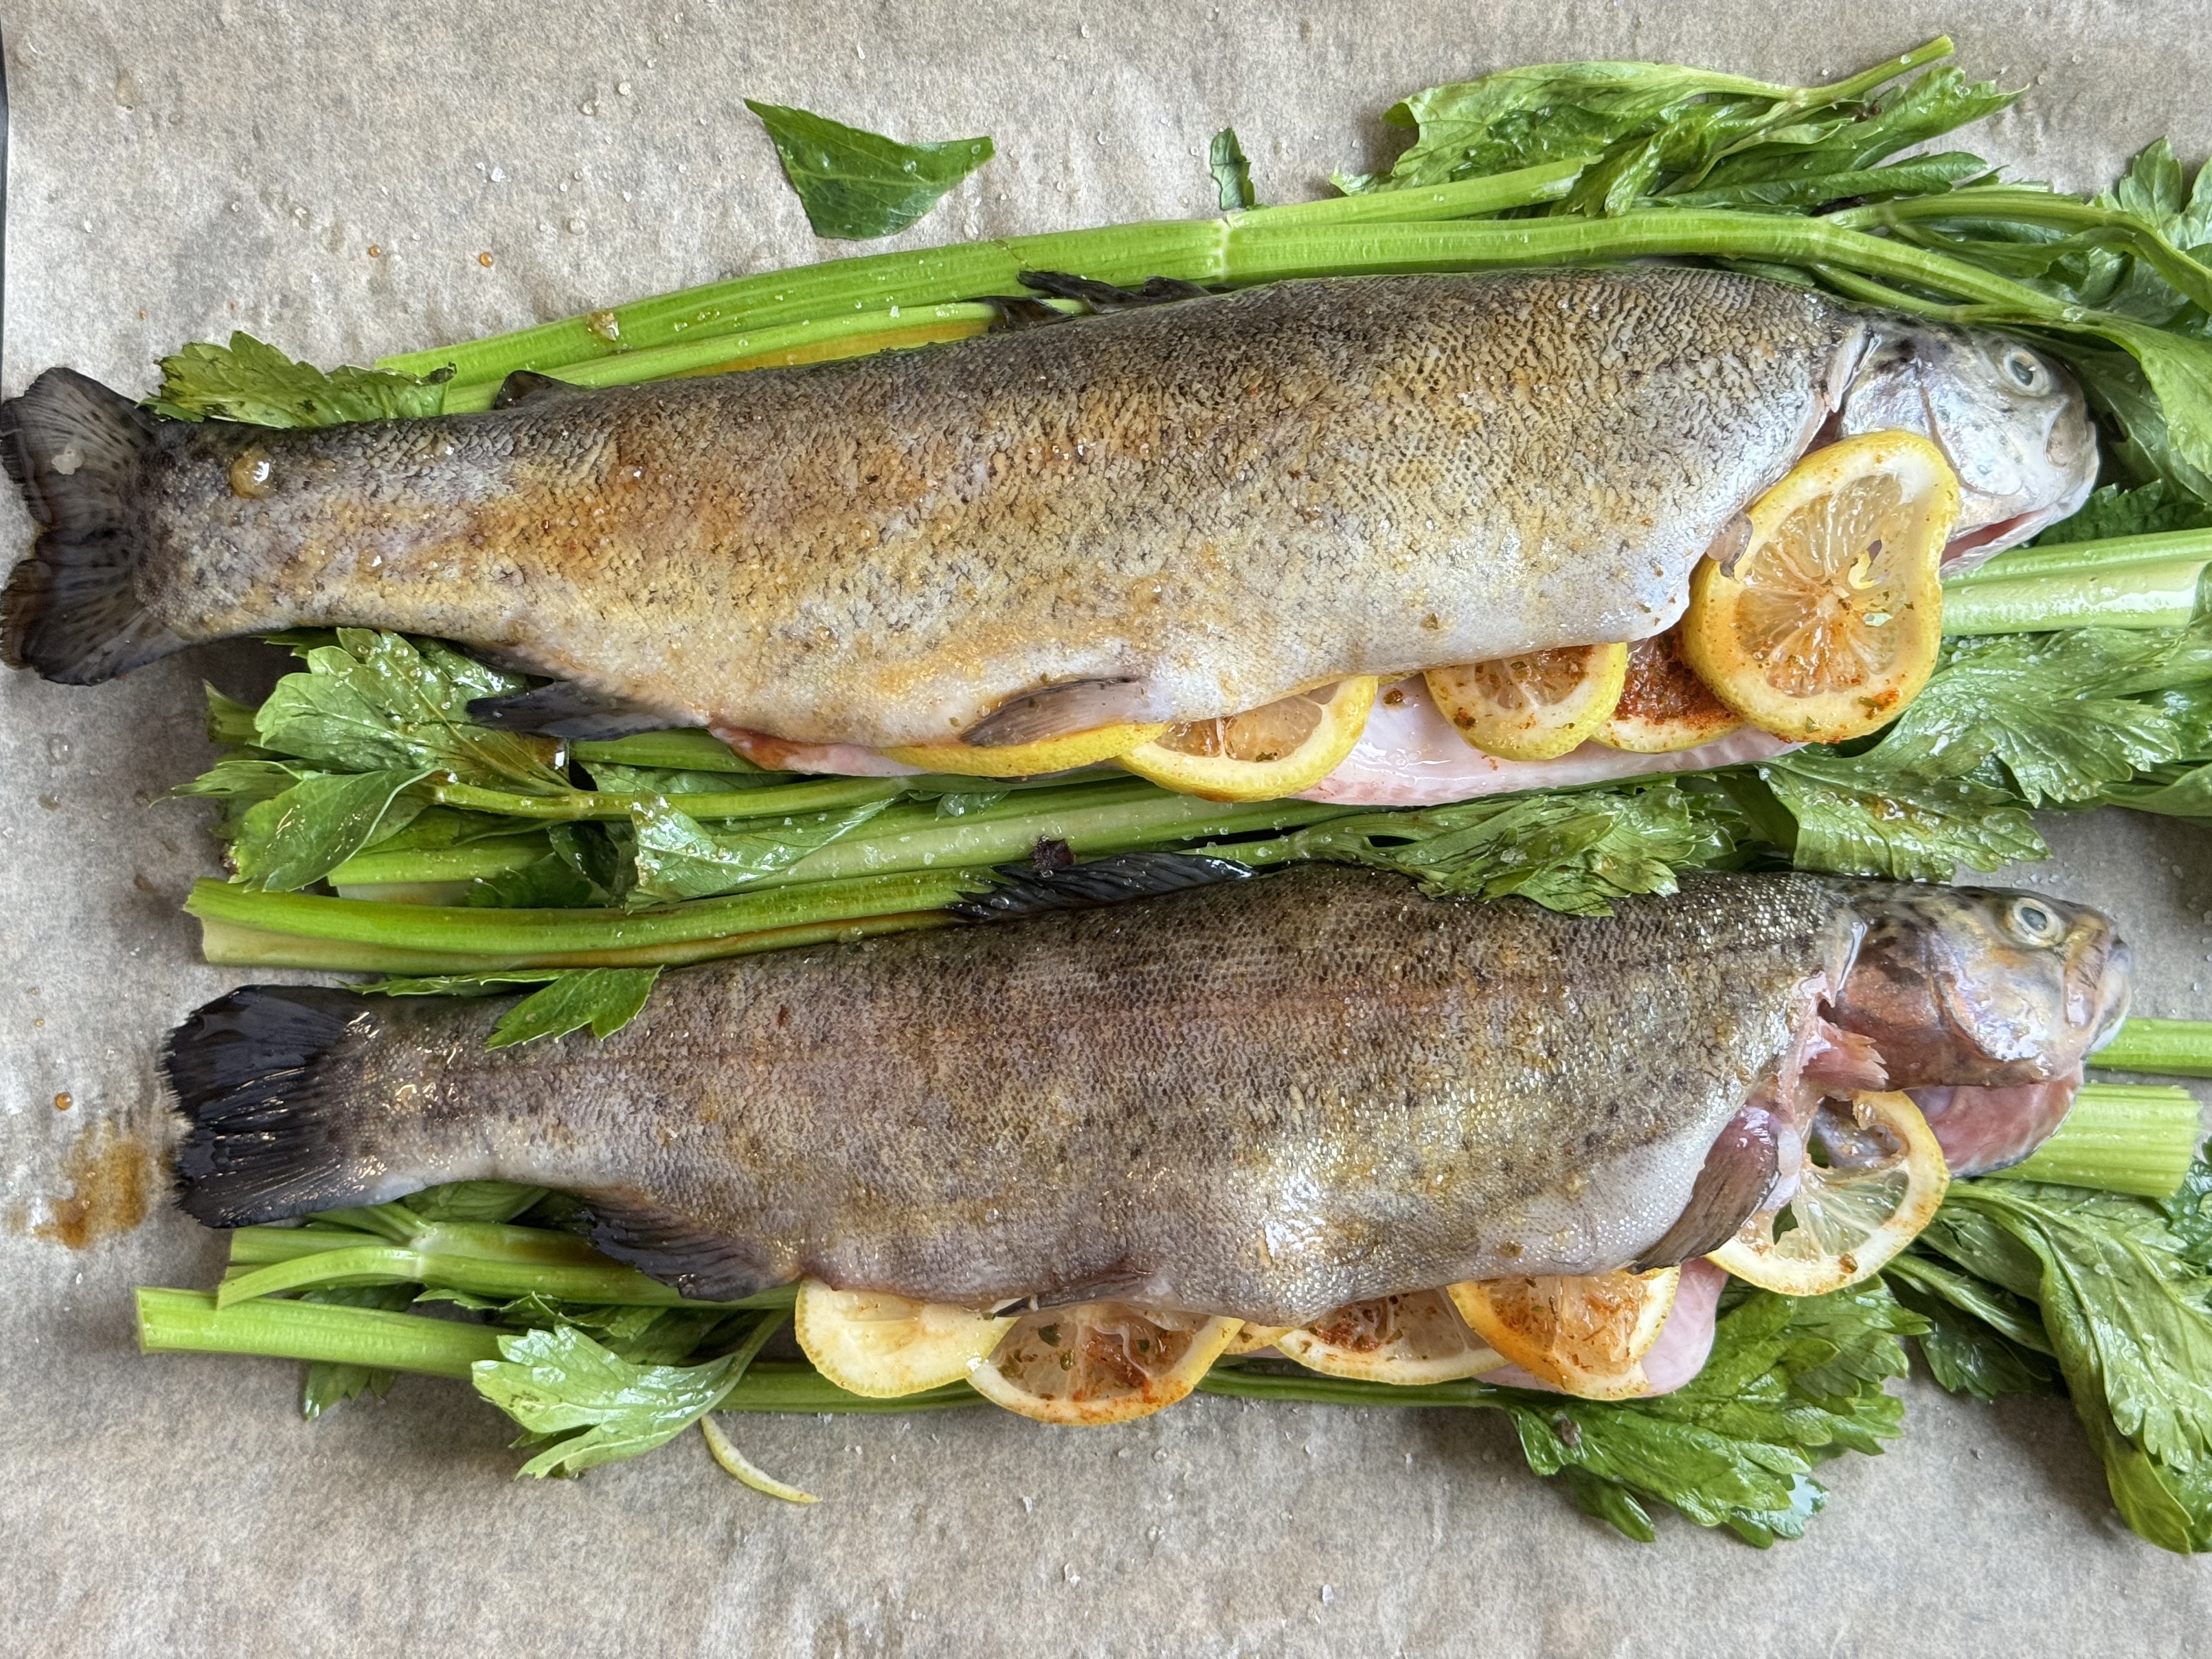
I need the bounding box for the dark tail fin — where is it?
[161,985,382,1227]
[1,367,182,682]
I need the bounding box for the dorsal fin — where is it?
[491,370,581,410]
[949,851,1255,923]
[1015,272,1212,312]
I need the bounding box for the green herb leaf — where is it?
[467,853,601,909]
[1760,752,2044,879]
[1503,1281,1920,1543]
[1863,629,2194,805]
[1885,1269,2061,1401]
[230,766,431,891]
[2036,479,2212,545]
[628,797,894,904]
[1209,127,1257,210]
[246,631,573,809]
[1246,780,1738,916]
[472,1318,772,1477]
[1934,1178,2212,1550]
[486,968,662,1049]
[745,100,992,240]
[150,332,445,427]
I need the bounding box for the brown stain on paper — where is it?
[31,1120,155,1249]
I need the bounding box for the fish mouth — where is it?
[1942,510,2044,571]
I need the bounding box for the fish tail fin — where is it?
[161,986,383,1227]
[1,367,182,682]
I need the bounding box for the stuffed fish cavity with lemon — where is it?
[3,267,2093,758]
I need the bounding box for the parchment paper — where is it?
[4,4,2210,1654]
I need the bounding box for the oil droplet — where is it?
[228,447,276,499]
[477,251,495,268]
[367,243,382,257]
[587,308,622,341]
[53,1092,71,1111]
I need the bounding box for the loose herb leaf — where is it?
[1248,780,1739,916]
[628,797,894,904]
[1886,1269,2061,1401]
[1209,127,1257,210]
[230,766,430,891]
[467,853,601,910]
[1933,1177,2212,1550]
[472,1322,758,1477]
[151,332,445,427]
[2035,480,2212,546]
[745,100,993,240]
[250,631,566,795]
[1503,1281,1920,1544]
[486,968,662,1049]
[1760,753,2044,879]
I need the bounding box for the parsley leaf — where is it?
[486,968,662,1049]
[627,796,894,904]
[1255,780,1740,916]
[472,1313,780,1477]
[745,101,992,240]
[1760,752,2044,879]
[1209,128,1257,210]
[1918,1173,2212,1552]
[150,332,445,427]
[1504,1281,1921,1545]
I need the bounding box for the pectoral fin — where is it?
[578,1197,780,1302]
[467,680,682,739]
[962,677,1153,746]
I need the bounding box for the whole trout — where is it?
[5,269,2091,746]
[165,866,2128,1324]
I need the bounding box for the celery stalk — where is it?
[136,1288,503,1379]
[1983,1082,2202,1200]
[2091,1018,2212,1078]
[217,1221,799,1310]
[377,162,1589,391]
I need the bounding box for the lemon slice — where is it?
[1425,645,1629,761]
[1595,627,1742,753]
[880,720,1169,778]
[1683,430,1956,743]
[1710,1090,1950,1296]
[793,1279,1015,1399]
[1273,1289,1508,1385]
[1447,1267,1681,1401]
[1221,1323,1295,1356]
[966,1302,1242,1425]
[1117,679,1378,801]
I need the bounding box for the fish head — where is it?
[1839,325,2097,563]
[1827,883,2131,1087]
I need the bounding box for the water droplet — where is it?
[1062,1564,1081,1585]
[587,309,622,342]
[489,166,505,182]
[1320,1586,1335,1606]
[580,99,598,116]
[617,80,633,96]
[566,217,586,234]
[46,734,72,764]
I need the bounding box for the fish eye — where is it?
[2001,347,2051,396]
[2005,896,2064,946]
